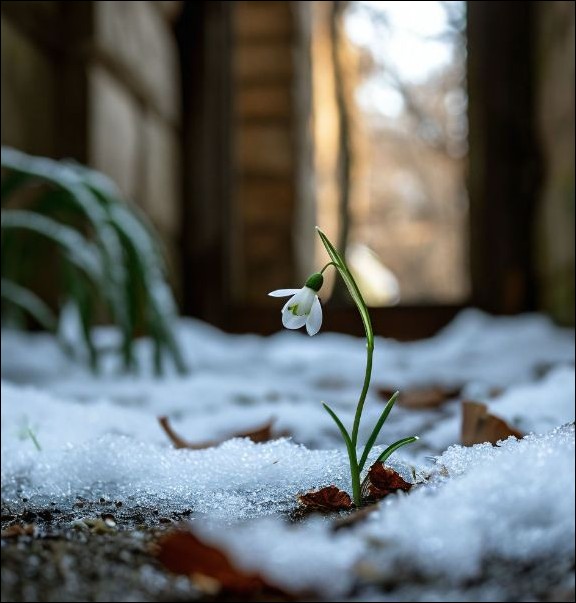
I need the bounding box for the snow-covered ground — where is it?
[1,309,575,600]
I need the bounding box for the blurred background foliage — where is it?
[1,147,186,375]
[0,1,574,346]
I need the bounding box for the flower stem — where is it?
[316,227,376,503]
[320,262,336,274]
[350,455,361,506]
[351,341,373,448]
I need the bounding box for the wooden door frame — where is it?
[176,0,543,338]
[176,1,234,328]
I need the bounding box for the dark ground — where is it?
[2,497,575,603]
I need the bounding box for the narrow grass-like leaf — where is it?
[1,210,102,280]
[2,147,186,375]
[0,171,31,203]
[107,202,186,374]
[2,150,132,349]
[322,402,361,506]
[64,264,100,372]
[322,402,353,447]
[27,427,42,452]
[375,436,419,465]
[1,278,57,331]
[358,391,400,471]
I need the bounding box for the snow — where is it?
[2,309,573,456]
[203,517,367,597]
[363,425,575,579]
[1,309,574,599]
[195,425,575,598]
[481,365,575,433]
[0,382,416,518]
[1,433,348,519]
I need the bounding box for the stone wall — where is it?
[1,1,183,287]
[89,1,182,266]
[2,1,318,319]
[535,0,575,325]
[1,2,60,158]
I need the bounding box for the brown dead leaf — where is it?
[298,485,353,512]
[377,385,462,410]
[332,504,378,531]
[361,463,412,502]
[1,524,36,538]
[461,401,523,446]
[158,416,284,450]
[156,529,288,597]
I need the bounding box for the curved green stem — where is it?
[320,262,336,274]
[316,227,374,447]
[351,342,373,447]
[316,228,373,348]
[316,228,418,507]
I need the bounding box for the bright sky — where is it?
[345,1,465,116]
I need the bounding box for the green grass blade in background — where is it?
[1,210,103,280]
[1,278,57,331]
[1,147,187,375]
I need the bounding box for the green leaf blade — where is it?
[1,278,57,331]
[375,436,419,465]
[358,390,400,471]
[322,402,362,506]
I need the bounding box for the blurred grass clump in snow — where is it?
[1,147,186,376]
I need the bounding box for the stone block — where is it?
[88,65,140,200]
[1,19,56,156]
[94,1,179,122]
[141,113,181,237]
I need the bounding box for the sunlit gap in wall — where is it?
[313,0,469,306]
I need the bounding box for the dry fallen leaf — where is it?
[298,485,353,512]
[1,524,36,538]
[156,529,289,597]
[361,463,412,502]
[461,400,523,446]
[377,385,462,410]
[332,504,378,531]
[158,416,283,450]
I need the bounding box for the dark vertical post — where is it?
[176,2,233,326]
[467,1,542,313]
[59,1,93,163]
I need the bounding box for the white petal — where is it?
[268,289,300,297]
[306,297,323,335]
[287,287,315,315]
[282,309,308,329]
[282,295,297,314]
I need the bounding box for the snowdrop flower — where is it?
[269,273,323,336]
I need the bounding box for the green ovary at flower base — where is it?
[269,227,418,507]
